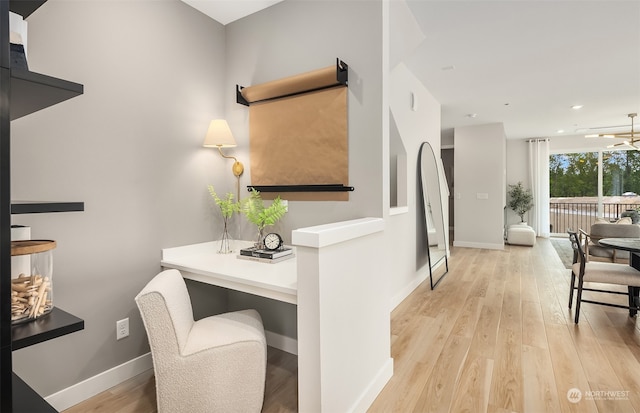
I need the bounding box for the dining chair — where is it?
[578,221,640,262]
[568,230,640,324]
[135,269,267,412]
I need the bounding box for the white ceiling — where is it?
[181,0,283,26]
[183,0,640,141]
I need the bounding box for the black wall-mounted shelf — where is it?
[11,201,84,214]
[2,1,85,411]
[9,0,46,18]
[13,373,56,413]
[10,69,83,120]
[12,307,84,351]
[248,184,354,193]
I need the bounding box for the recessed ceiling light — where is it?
[466,113,477,118]
[441,65,455,71]
[572,105,583,110]
[557,129,565,133]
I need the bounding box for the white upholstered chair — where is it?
[135,269,267,413]
[568,231,640,324]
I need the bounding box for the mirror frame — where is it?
[418,141,449,289]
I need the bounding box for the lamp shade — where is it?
[203,119,237,148]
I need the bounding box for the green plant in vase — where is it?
[507,181,534,223]
[208,185,240,253]
[243,188,287,249]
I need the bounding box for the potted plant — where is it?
[208,185,240,253]
[507,182,534,224]
[243,188,287,249]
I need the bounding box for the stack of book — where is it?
[238,246,294,263]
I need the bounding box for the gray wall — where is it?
[224,0,384,240]
[10,0,385,396]
[219,0,384,340]
[9,0,446,400]
[11,0,229,395]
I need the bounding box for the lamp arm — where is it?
[217,147,244,178]
[217,147,238,163]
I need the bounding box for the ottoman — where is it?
[507,224,536,246]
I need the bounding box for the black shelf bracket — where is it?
[247,184,354,193]
[236,58,349,106]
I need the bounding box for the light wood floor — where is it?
[63,238,640,412]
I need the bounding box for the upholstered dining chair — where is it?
[578,220,640,262]
[568,230,640,324]
[135,269,267,413]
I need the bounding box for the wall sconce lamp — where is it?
[203,119,244,198]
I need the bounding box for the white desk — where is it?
[161,218,391,413]
[161,241,297,305]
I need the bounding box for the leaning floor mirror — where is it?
[418,141,449,289]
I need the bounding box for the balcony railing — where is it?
[550,202,640,234]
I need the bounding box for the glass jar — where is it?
[10,240,56,324]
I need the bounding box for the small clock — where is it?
[263,232,283,251]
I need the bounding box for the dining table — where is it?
[598,237,640,271]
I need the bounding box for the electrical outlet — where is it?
[116,318,129,340]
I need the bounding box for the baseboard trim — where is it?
[45,353,153,412]
[453,240,504,250]
[349,357,394,413]
[265,330,298,355]
[44,331,297,410]
[389,257,450,310]
[390,270,429,310]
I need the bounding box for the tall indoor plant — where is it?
[508,181,534,223]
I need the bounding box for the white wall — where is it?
[10,0,228,396]
[505,139,530,225]
[454,123,506,249]
[387,62,442,306]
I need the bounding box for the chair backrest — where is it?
[568,230,586,269]
[590,222,640,241]
[135,269,195,356]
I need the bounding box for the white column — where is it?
[293,218,393,413]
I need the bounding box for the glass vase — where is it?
[255,227,265,250]
[217,218,234,254]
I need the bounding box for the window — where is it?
[550,149,640,233]
[549,152,598,197]
[603,150,640,196]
